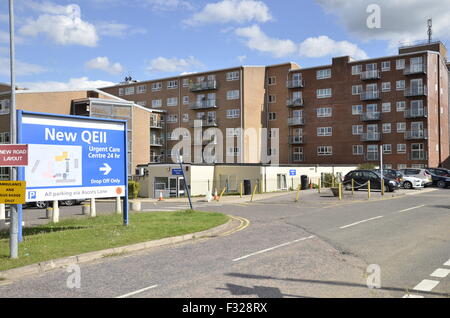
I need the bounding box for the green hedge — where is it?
[128,180,141,199]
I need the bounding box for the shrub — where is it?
[128,180,141,199]
[357,163,377,170]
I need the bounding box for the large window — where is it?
[352,105,363,115]
[317,146,332,156]
[167,80,178,89]
[167,97,178,107]
[152,82,162,91]
[317,127,332,136]
[227,90,240,100]
[0,99,10,115]
[316,69,331,79]
[226,71,240,81]
[0,132,10,144]
[125,86,135,95]
[227,109,240,119]
[137,85,147,94]
[317,107,332,117]
[353,145,363,155]
[317,88,332,98]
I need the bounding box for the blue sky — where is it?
[0,0,448,90]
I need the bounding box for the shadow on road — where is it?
[217,283,307,298]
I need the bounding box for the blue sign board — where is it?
[172,168,183,176]
[289,169,297,176]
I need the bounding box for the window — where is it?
[152,99,162,108]
[227,109,240,119]
[268,95,277,103]
[396,80,405,90]
[125,86,135,95]
[382,102,391,113]
[397,122,406,132]
[227,147,240,156]
[0,99,10,115]
[396,59,405,70]
[167,80,178,89]
[317,107,332,117]
[152,82,162,91]
[383,144,392,154]
[137,85,147,94]
[366,63,377,71]
[226,128,241,137]
[352,65,362,75]
[352,85,362,95]
[396,101,406,112]
[317,127,332,136]
[136,101,147,106]
[382,123,391,133]
[268,76,276,85]
[0,132,10,144]
[226,71,240,81]
[316,69,331,79]
[382,82,391,92]
[397,164,407,169]
[352,105,363,115]
[352,125,363,135]
[182,114,189,122]
[182,79,189,87]
[183,96,189,105]
[227,90,240,100]
[381,61,391,71]
[397,144,406,154]
[268,112,276,121]
[276,174,287,190]
[167,97,178,106]
[317,146,333,156]
[353,145,363,155]
[118,88,124,96]
[167,115,178,123]
[317,88,332,98]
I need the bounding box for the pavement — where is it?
[1,186,449,298]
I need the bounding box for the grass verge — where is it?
[0,210,228,272]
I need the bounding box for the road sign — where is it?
[289,169,297,176]
[0,181,26,204]
[18,111,128,202]
[0,144,28,166]
[172,168,183,176]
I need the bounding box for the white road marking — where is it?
[397,205,425,213]
[413,280,440,292]
[403,294,424,298]
[339,216,384,229]
[430,268,450,278]
[116,284,158,298]
[233,236,315,262]
[444,259,450,267]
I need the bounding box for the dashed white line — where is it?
[339,216,384,229]
[430,268,450,278]
[397,205,425,213]
[116,284,158,298]
[413,280,440,292]
[233,236,315,262]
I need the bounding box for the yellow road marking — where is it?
[220,215,250,237]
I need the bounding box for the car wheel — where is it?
[437,180,446,188]
[35,201,49,209]
[403,181,413,189]
[62,200,75,206]
[344,183,352,191]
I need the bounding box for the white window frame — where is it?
[317,88,332,98]
[352,85,362,95]
[227,109,240,119]
[317,146,333,156]
[381,61,391,71]
[167,97,178,107]
[137,85,147,94]
[383,144,392,154]
[226,71,240,81]
[396,59,405,70]
[353,145,363,155]
[183,96,189,105]
[316,69,331,79]
[268,112,276,121]
[382,102,391,113]
[227,90,240,100]
[352,125,363,135]
[317,127,332,137]
[397,122,406,133]
[351,65,362,75]
[381,82,391,92]
[167,80,178,89]
[382,123,391,134]
[316,107,332,118]
[125,86,135,95]
[118,88,124,96]
[152,82,162,91]
[152,99,162,108]
[397,144,407,154]
[352,105,363,115]
[396,80,405,91]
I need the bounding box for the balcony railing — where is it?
[292,153,305,162]
[365,152,380,161]
[150,155,164,163]
[287,117,305,126]
[189,100,218,110]
[288,135,305,144]
[150,120,163,129]
[361,112,381,121]
[408,151,428,161]
[361,132,381,141]
[360,70,380,80]
[189,80,217,92]
[404,107,427,118]
[404,86,427,97]
[190,118,219,127]
[404,130,428,140]
[286,98,304,107]
[404,64,427,75]
[150,137,163,147]
[287,79,304,88]
[360,90,380,101]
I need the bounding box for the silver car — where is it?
[399,169,433,187]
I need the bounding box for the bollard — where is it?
[82,204,90,216]
[318,178,321,193]
[339,183,343,201]
[295,184,301,202]
[131,201,141,212]
[368,180,371,199]
[381,180,385,196]
[250,184,258,202]
[115,196,122,215]
[217,187,227,202]
[52,200,59,223]
[332,176,335,188]
[90,198,96,217]
[351,179,355,195]
[240,182,243,198]
[46,207,53,219]
[0,204,5,229]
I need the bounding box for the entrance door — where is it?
[169,177,178,197]
[178,178,186,197]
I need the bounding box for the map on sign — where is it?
[26,144,82,188]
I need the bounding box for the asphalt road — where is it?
[1,188,450,298]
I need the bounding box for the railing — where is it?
[361,132,381,141]
[404,130,428,140]
[150,137,163,146]
[189,100,218,110]
[287,117,305,126]
[150,120,163,129]
[288,135,305,144]
[150,155,164,163]
[286,98,304,107]
[404,107,427,118]
[189,80,217,92]
[292,153,305,162]
[190,118,219,127]
[404,64,427,75]
[365,152,380,161]
[408,151,428,161]
[404,85,427,97]
[360,90,380,100]
[361,112,381,121]
[360,70,380,80]
[287,79,304,88]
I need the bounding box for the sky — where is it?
[0,0,449,91]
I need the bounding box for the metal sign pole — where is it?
[380,145,384,195]
[178,156,193,210]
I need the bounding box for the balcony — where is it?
[404,86,427,97]
[288,135,305,144]
[189,80,217,92]
[150,137,163,147]
[361,132,381,141]
[287,117,305,126]
[360,70,380,80]
[190,118,219,128]
[404,107,427,118]
[404,64,427,75]
[408,151,428,161]
[286,98,304,107]
[150,120,163,129]
[150,155,164,163]
[365,152,380,161]
[287,79,304,88]
[189,100,218,110]
[404,130,428,140]
[292,153,305,162]
[361,112,381,121]
[360,90,380,101]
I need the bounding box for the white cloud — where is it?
[316,0,450,46]
[85,57,124,75]
[141,0,193,11]
[185,0,272,26]
[0,30,25,45]
[146,56,203,73]
[19,2,98,47]
[0,57,47,76]
[237,55,247,63]
[18,77,115,91]
[235,25,297,58]
[96,22,147,38]
[299,36,368,60]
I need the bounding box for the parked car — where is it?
[425,167,450,177]
[426,172,450,188]
[399,169,433,187]
[343,170,399,192]
[26,199,86,209]
[373,169,404,184]
[400,176,425,189]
